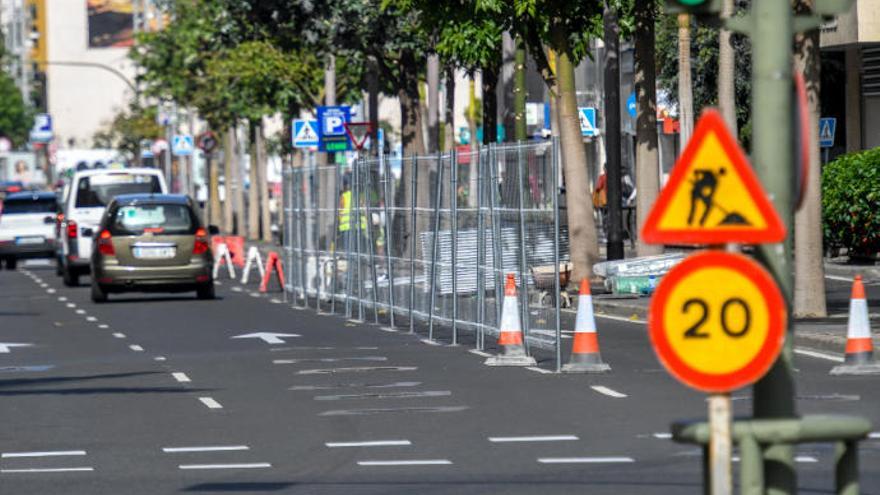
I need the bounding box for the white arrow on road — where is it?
[0,343,34,354]
[231,333,301,345]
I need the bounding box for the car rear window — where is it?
[109,204,196,235]
[75,174,162,208]
[0,197,57,214]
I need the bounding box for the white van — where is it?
[59,168,167,286]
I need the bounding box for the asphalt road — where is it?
[1,260,878,494]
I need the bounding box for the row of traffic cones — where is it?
[485,274,609,373]
[485,272,880,375]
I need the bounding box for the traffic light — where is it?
[664,0,722,15]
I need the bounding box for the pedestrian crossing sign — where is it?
[641,109,785,245]
[819,117,836,148]
[579,107,598,137]
[292,119,320,148]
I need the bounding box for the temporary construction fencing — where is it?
[282,139,571,369]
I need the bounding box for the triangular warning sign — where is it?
[344,122,373,150]
[641,109,785,245]
[295,121,318,143]
[820,121,833,141]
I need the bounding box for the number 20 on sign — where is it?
[648,251,786,393]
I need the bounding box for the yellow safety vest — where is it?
[338,191,367,232]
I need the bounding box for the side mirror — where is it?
[43,215,55,224]
[81,227,94,237]
[208,225,220,235]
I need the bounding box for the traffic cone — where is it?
[831,275,880,375]
[485,274,537,367]
[562,279,610,373]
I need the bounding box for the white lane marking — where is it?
[65,303,75,308]
[538,457,635,464]
[178,463,270,470]
[794,348,845,363]
[468,350,491,358]
[231,287,243,292]
[154,356,167,362]
[39,284,48,288]
[1,467,94,473]
[128,345,144,352]
[2,450,86,458]
[525,367,553,374]
[249,292,260,298]
[270,298,282,304]
[825,275,853,282]
[869,432,880,439]
[86,317,97,322]
[75,309,86,315]
[215,281,223,285]
[58,297,67,302]
[594,313,646,325]
[98,324,109,329]
[46,289,55,294]
[326,440,412,448]
[732,456,818,463]
[0,343,33,353]
[199,397,223,409]
[653,433,672,440]
[112,333,126,339]
[591,385,628,398]
[163,446,248,453]
[357,459,452,466]
[172,372,191,383]
[489,435,578,443]
[274,357,388,364]
[420,339,442,346]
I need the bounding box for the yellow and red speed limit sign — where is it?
[649,251,786,393]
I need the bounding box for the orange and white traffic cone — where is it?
[831,275,880,375]
[562,279,610,373]
[485,274,537,367]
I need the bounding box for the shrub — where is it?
[822,147,880,256]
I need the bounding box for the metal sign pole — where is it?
[709,393,733,495]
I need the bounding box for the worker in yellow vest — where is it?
[337,174,368,253]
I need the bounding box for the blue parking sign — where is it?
[317,106,352,152]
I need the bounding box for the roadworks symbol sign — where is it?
[641,109,786,245]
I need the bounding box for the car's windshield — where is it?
[75,174,162,208]
[1,198,57,214]
[109,203,196,236]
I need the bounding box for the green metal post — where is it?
[835,440,858,495]
[739,435,764,495]
[513,35,527,142]
[750,1,796,493]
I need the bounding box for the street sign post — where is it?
[641,110,785,245]
[292,119,319,149]
[172,135,194,156]
[317,106,352,152]
[578,107,598,137]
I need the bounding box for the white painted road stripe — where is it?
[732,456,818,463]
[172,372,191,383]
[468,350,491,358]
[46,289,55,294]
[869,432,880,439]
[489,435,578,443]
[86,317,97,322]
[163,446,249,453]
[538,457,635,464]
[65,303,75,308]
[112,333,126,339]
[591,385,628,398]
[154,356,167,361]
[178,463,270,470]
[825,275,853,282]
[129,345,144,352]
[199,397,223,409]
[58,297,67,302]
[75,309,85,315]
[326,440,412,448]
[794,348,845,363]
[653,433,673,439]
[357,460,452,466]
[525,367,553,374]
[1,467,94,473]
[98,324,109,329]
[2,450,86,458]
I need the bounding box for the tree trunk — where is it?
[367,55,380,157]
[396,50,427,258]
[427,53,440,152]
[677,13,694,144]
[257,122,271,243]
[794,2,826,317]
[222,128,234,234]
[556,42,599,282]
[513,34,527,142]
[634,0,663,257]
[481,66,498,145]
[718,0,737,133]
[444,65,455,152]
[208,148,221,229]
[247,122,260,241]
[233,123,246,236]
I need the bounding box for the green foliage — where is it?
[822,148,880,256]
[92,103,164,158]
[0,70,32,148]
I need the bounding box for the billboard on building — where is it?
[87,0,134,48]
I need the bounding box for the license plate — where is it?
[132,246,176,259]
[15,236,44,245]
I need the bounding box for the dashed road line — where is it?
[869,432,880,439]
[172,372,191,383]
[163,446,249,453]
[98,324,109,329]
[199,397,223,409]
[46,289,55,294]
[75,309,85,315]
[86,317,97,322]
[2,451,86,458]
[274,357,388,364]
[178,463,270,470]
[326,440,411,448]
[468,350,492,358]
[112,333,126,339]
[1,467,94,473]
[591,385,628,398]
[65,303,75,308]
[154,356,167,362]
[357,459,451,466]
[420,339,442,346]
[289,382,422,391]
[297,366,417,375]
[652,433,672,439]
[538,457,634,464]
[231,287,243,292]
[320,406,468,416]
[525,367,553,374]
[489,435,578,443]
[314,390,451,401]
[57,297,67,302]
[128,345,144,352]
[794,348,845,363]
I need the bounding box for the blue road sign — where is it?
[819,117,837,148]
[29,113,53,143]
[317,106,352,152]
[579,107,598,137]
[292,119,319,148]
[172,135,194,156]
[627,93,637,118]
